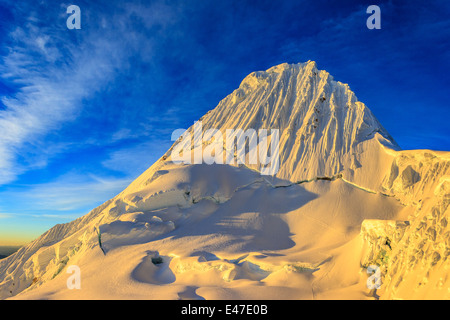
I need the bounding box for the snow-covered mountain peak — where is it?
[182,62,399,187]
[239,61,321,92]
[3,62,446,301]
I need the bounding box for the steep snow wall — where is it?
[376,151,450,299]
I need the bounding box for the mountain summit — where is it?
[1,62,448,300]
[162,61,399,189]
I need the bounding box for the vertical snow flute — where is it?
[170,121,280,175]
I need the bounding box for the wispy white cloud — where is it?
[1,172,132,213]
[0,1,179,186]
[0,211,74,220]
[0,22,122,184]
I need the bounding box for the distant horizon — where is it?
[0,239,33,247]
[0,245,23,257]
[0,0,449,245]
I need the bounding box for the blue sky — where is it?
[0,0,449,245]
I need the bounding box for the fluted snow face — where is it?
[184,61,398,182]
